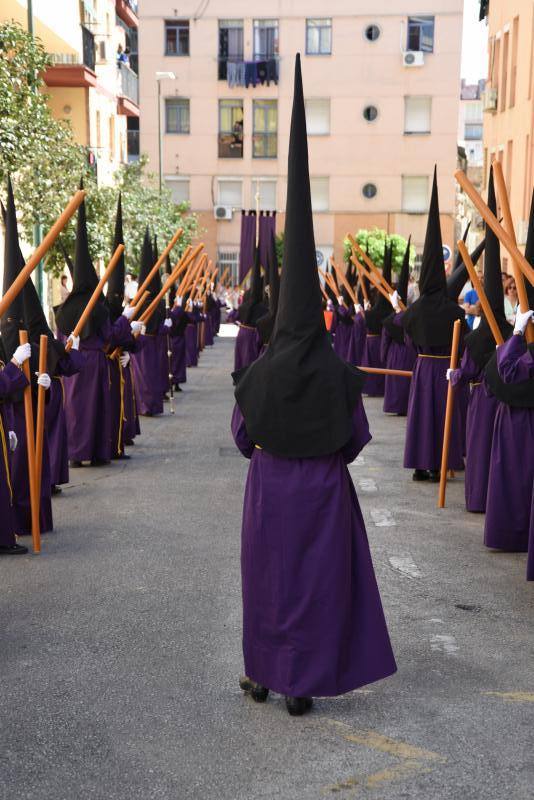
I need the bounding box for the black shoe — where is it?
[51,484,62,495]
[412,469,430,481]
[239,676,269,703]
[90,458,110,467]
[163,394,170,401]
[124,439,135,446]
[0,543,28,555]
[428,470,441,483]
[174,385,183,392]
[112,453,131,460]
[69,460,83,468]
[285,696,313,716]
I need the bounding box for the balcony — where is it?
[117,63,139,116]
[116,0,138,28]
[43,25,96,88]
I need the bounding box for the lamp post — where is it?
[156,71,176,194]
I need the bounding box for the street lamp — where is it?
[156,71,176,194]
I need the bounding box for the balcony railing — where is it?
[118,63,138,104]
[82,25,95,71]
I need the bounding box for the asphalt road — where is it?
[1,329,532,800]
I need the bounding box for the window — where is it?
[218,100,243,158]
[464,124,483,140]
[404,96,431,134]
[305,98,330,135]
[253,19,279,60]
[253,100,277,158]
[251,179,277,211]
[510,16,519,107]
[364,24,381,42]
[501,30,509,112]
[217,247,239,284]
[306,18,332,55]
[165,98,190,134]
[402,176,429,213]
[217,179,243,208]
[362,183,377,199]
[407,16,434,52]
[310,177,329,212]
[165,20,189,56]
[218,19,244,80]
[165,177,190,205]
[363,105,378,122]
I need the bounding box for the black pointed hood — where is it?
[453,222,470,271]
[256,231,280,344]
[365,242,392,333]
[523,188,534,309]
[58,238,74,277]
[55,180,109,338]
[1,177,26,361]
[137,228,162,335]
[236,244,267,326]
[447,237,486,300]
[402,168,465,347]
[382,237,411,344]
[233,54,365,459]
[107,193,125,322]
[165,253,177,308]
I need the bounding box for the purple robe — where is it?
[231,402,397,697]
[46,351,84,486]
[361,335,385,397]
[449,349,498,512]
[0,362,28,547]
[484,336,534,560]
[63,316,132,462]
[12,401,53,536]
[403,344,464,472]
[204,314,214,346]
[169,307,187,385]
[234,325,262,372]
[350,312,366,366]
[123,360,141,442]
[380,315,416,415]
[185,319,198,368]
[332,306,353,362]
[132,332,166,417]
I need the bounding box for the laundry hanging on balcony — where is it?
[226,59,278,89]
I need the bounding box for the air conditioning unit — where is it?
[214,205,233,220]
[516,219,529,245]
[402,50,425,67]
[482,88,498,112]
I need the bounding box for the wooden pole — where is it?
[34,335,48,504]
[131,227,183,306]
[330,258,357,304]
[438,319,462,508]
[139,259,189,324]
[491,162,534,343]
[318,268,339,298]
[176,245,205,296]
[0,190,85,320]
[357,366,413,378]
[354,262,370,305]
[352,256,393,304]
[348,235,407,310]
[218,267,229,288]
[457,240,504,346]
[454,169,534,287]
[109,290,150,360]
[19,331,40,554]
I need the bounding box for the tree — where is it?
[343,228,415,275]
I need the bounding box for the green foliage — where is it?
[275,232,284,266]
[0,21,198,277]
[343,228,415,274]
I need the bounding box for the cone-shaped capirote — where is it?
[523,187,534,308]
[453,221,470,271]
[446,236,486,300]
[418,166,445,296]
[107,193,126,321]
[237,244,267,326]
[256,231,280,344]
[365,242,393,334]
[382,237,411,345]
[233,54,364,458]
[1,177,26,361]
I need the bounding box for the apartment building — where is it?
[457,78,485,250]
[482,0,534,255]
[140,2,461,276]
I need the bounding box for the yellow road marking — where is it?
[483,691,534,703]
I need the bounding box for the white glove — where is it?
[176,296,183,307]
[389,290,400,311]
[446,368,453,381]
[8,431,17,452]
[337,295,344,306]
[36,372,51,390]
[141,324,147,336]
[130,320,143,335]
[122,305,136,320]
[514,308,533,335]
[67,333,80,351]
[163,318,172,329]
[354,303,363,314]
[364,300,372,311]
[119,352,130,368]
[12,343,31,366]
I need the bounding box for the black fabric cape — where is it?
[256,231,280,345]
[107,193,126,322]
[365,243,393,335]
[236,245,267,326]
[383,237,411,345]
[233,54,364,459]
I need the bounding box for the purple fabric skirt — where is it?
[383,341,415,416]
[361,335,385,397]
[464,384,498,513]
[46,378,69,486]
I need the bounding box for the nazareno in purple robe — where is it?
[131,329,167,417]
[231,401,397,698]
[332,305,353,363]
[62,315,132,462]
[380,314,416,416]
[234,324,262,372]
[185,316,198,368]
[46,351,84,486]
[360,333,385,397]
[484,336,534,566]
[0,361,28,547]
[169,306,187,385]
[12,398,53,536]
[403,341,464,472]
[123,353,141,444]
[350,311,366,367]
[449,349,498,513]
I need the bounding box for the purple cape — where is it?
[380,315,416,415]
[361,334,385,397]
[232,402,396,697]
[132,334,165,416]
[0,362,28,546]
[46,351,84,485]
[234,325,262,372]
[185,321,198,368]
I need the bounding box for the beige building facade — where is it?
[482,0,534,259]
[138,1,463,278]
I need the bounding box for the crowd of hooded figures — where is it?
[0,177,224,557]
[1,54,532,721]
[228,55,533,717]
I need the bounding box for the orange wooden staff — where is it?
[187,254,208,300]
[457,240,504,346]
[34,334,48,505]
[318,268,339,298]
[0,191,85,320]
[492,162,534,344]
[348,234,407,311]
[357,366,413,378]
[354,262,370,305]
[65,243,124,352]
[438,318,462,508]
[131,227,183,306]
[175,245,205,297]
[330,258,357,304]
[109,290,150,359]
[218,267,229,288]
[138,259,190,324]
[19,331,40,553]
[351,256,393,304]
